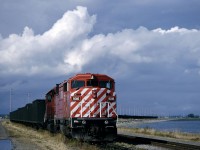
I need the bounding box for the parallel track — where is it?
[117,134,200,150]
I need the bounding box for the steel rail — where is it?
[117,134,200,150]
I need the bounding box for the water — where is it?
[0,139,12,150]
[137,120,200,134]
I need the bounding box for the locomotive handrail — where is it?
[99,102,109,118]
[109,102,118,123]
[80,102,117,118]
[80,102,92,118]
[99,102,118,119]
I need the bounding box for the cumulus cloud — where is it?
[1,6,200,79]
[0,6,96,76]
[59,26,200,78]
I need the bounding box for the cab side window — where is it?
[63,82,67,91]
[99,81,113,89]
[47,95,52,102]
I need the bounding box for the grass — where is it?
[118,127,200,142]
[5,120,198,149]
[2,120,100,150]
[2,120,143,149]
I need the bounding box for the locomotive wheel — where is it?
[60,124,72,137]
[47,123,55,133]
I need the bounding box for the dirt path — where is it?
[0,120,8,139]
[1,120,42,150]
[0,120,12,149]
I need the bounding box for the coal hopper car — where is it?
[10,99,46,128]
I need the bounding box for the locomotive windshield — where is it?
[71,80,85,89]
[86,80,113,89]
[87,79,98,87]
[99,81,112,89]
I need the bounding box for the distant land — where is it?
[118,114,200,120]
[118,115,158,119]
[0,114,9,118]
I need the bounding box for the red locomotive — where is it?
[45,73,117,141]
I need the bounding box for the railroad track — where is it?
[117,134,200,150]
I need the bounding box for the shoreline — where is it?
[117,118,200,134]
[118,127,200,143]
[117,118,170,128]
[117,118,200,143]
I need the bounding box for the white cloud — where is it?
[65,26,200,77]
[0,6,200,79]
[0,6,96,76]
[153,26,198,34]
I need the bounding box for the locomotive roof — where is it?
[68,73,114,81]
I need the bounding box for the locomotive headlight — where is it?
[104,120,109,124]
[82,120,86,124]
[74,120,79,123]
[72,96,80,101]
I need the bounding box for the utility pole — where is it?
[28,92,30,103]
[10,88,12,113]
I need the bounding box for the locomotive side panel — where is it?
[54,82,70,119]
[45,89,56,121]
[66,90,71,118]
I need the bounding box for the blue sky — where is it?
[0,0,200,116]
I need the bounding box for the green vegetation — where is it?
[187,113,200,118]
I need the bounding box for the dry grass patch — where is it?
[2,121,100,150]
[119,127,200,142]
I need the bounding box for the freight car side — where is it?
[10,99,46,128]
